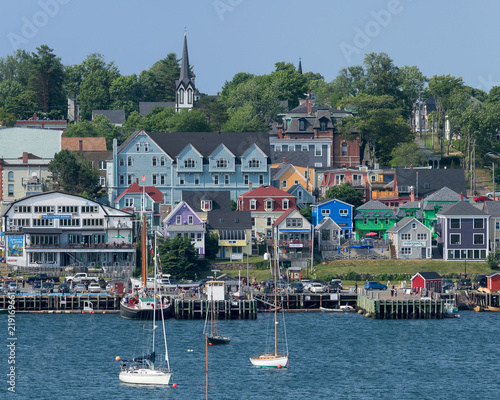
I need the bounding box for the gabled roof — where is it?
[139,102,175,117]
[357,200,391,210]
[114,182,163,203]
[240,185,293,199]
[424,186,462,202]
[274,208,296,226]
[313,197,354,208]
[148,131,270,161]
[271,150,311,167]
[164,201,202,225]
[315,216,341,230]
[396,168,466,198]
[92,110,125,125]
[62,137,107,151]
[437,200,489,217]
[387,217,428,233]
[413,271,442,280]
[206,210,252,230]
[182,190,231,212]
[482,201,500,217]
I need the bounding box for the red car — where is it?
[474,196,493,202]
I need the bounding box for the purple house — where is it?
[436,201,490,261]
[163,201,206,258]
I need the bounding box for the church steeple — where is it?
[175,32,196,112]
[298,58,302,74]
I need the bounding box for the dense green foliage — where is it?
[324,182,363,208]
[158,235,202,279]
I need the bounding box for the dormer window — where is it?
[216,158,228,168]
[250,199,257,210]
[265,199,273,211]
[184,158,196,168]
[201,200,212,211]
[248,158,260,168]
[320,120,327,131]
[299,119,305,131]
[283,199,289,210]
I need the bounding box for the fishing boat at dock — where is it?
[320,305,355,313]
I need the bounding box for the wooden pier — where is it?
[0,294,119,313]
[357,294,446,319]
[174,299,257,319]
[468,291,500,309]
[253,292,358,311]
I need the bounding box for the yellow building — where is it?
[271,163,315,194]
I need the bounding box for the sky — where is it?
[1,0,499,96]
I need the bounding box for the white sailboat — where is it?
[250,229,289,368]
[119,234,173,385]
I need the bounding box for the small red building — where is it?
[487,273,500,292]
[411,272,443,293]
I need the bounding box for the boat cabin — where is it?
[206,280,225,301]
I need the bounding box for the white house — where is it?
[387,217,432,259]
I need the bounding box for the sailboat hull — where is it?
[119,300,174,320]
[207,335,231,345]
[250,354,288,368]
[119,368,172,385]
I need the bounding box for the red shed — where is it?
[487,273,500,292]
[411,272,443,293]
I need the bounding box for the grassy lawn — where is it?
[477,167,493,192]
[205,258,494,283]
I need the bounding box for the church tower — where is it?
[175,33,195,112]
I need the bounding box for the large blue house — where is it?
[311,198,354,238]
[107,130,271,205]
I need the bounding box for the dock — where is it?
[357,293,447,319]
[174,299,257,319]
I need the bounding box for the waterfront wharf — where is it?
[0,294,119,313]
[253,292,358,311]
[174,298,257,319]
[357,292,448,319]
[468,291,500,309]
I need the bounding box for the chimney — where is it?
[410,186,415,202]
[79,139,83,151]
[409,165,413,169]
[306,97,312,114]
[22,152,28,163]
[136,178,139,184]
[460,192,464,200]
[282,157,286,163]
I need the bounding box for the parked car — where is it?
[33,280,42,289]
[8,282,20,292]
[309,282,327,293]
[41,282,54,293]
[486,190,500,198]
[473,196,493,203]
[458,278,472,290]
[58,283,71,293]
[0,283,4,293]
[442,279,454,292]
[74,284,87,293]
[88,282,101,293]
[291,282,304,293]
[329,279,343,292]
[364,281,388,290]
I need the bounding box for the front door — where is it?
[421,248,426,258]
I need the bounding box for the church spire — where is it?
[179,31,191,84]
[298,57,302,74]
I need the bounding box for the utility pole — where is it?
[418,91,423,139]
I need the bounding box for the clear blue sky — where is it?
[1,0,499,95]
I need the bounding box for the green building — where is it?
[354,200,397,240]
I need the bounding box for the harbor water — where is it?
[2,311,499,399]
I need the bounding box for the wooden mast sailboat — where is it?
[120,182,173,320]
[250,228,288,368]
[118,234,173,385]
[204,281,230,345]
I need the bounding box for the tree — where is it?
[339,94,413,165]
[110,74,141,115]
[48,149,101,198]
[324,182,363,208]
[268,61,307,109]
[222,103,268,132]
[29,45,65,116]
[147,53,184,102]
[158,235,201,279]
[5,90,38,119]
[390,142,428,167]
[205,232,220,260]
[363,53,401,98]
[0,107,16,126]
[0,49,32,87]
[0,80,23,108]
[196,96,228,131]
[166,109,211,132]
[488,86,500,103]
[64,115,122,148]
[398,65,427,121]
[299,206,312,222]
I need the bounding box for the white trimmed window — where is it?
[176,215,181,225]
[125,198,134,207]
[250,199,256,210]
[417,233,427,240]
[282,199,289,210]
[321,209,330,216]
[248,159,260,168]
[401,233,411,240]
[339,209,348,216]
[401,248,411,255]
[474,234,484,245]
[244,175,249,185]
[184,158,196,168]
[450,234,461,245]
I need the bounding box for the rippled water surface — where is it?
[2,311,499,399]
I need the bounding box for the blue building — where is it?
[107,130,271,205]
[311,198,354,238]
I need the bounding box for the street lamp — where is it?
[211,269,220,279]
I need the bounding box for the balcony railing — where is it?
[371,190,398,199]
[278,240,312,248]
[25,243,135,250]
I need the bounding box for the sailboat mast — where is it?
[273,225,278,357]
[205,332,209,400]
[152,234,156,366]
[141,183,147,288]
